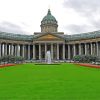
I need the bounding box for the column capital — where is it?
[57,43,59,44]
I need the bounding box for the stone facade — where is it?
[0,9,100,60]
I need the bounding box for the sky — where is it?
[0,0,100,35]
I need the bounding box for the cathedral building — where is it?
[0,9,100,60]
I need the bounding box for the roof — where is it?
[65,30,100,41]
[0,32,33,41]
[0,30,100,42]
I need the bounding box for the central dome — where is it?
[41,9,57,25]
[41,9,58,33]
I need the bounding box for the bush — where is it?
[0,55,25,64]
[73,55,99,63]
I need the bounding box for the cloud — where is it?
[0,21,29,34]
[65,24,95,34]
[63,0,100,15]
[63,0,100,33]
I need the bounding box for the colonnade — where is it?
[0,42,100,60]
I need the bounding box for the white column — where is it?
[51,43,53,60]
[85,43,87,55]
[73,44,76,57]
[63,44,65,60]
[79,44,81,55]
[0,44,1,57]
[93,43,96,55]
[1,44,2,57]
[24,45,27,59]
[90,43,93,55]
[10,44,13,56]
[10,45,12,55]
[22,44,25,58]
[8,44,10,55]
[68,44,70,60]
[98,42,100,57]
[28,44,30,60]
[17,44,20,56]
[9,44,11,55]
[45,43,47,59]
[19,45,21,56]
[16,45,18,56]
[2,44,4,56]
[33,44,35,60]
[5,44,7,55]
[57,43,59,60]
[96,42,99,56]
[39,44,41,60]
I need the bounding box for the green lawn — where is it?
[0,63,100,100]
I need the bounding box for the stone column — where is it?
[93,43,96,55]
[96,42,99,56]
[33,44,35,60]
[24,45,26,59]
[73,44,76,57]
[68,44,70,60]
[39,44,41,60]
[87,44,89,55]
[51,43,53,60]
[90,43,93,55]
[9,44,11,55]
[5,44,7,55]
[85,43,87,55]
[11,44,13,56]
[79,44,81,55]
[45,43,47,59]
[17,44,20,56]
[28,44,30,60]
[22,44,25,58]
[2,43,5,56]
[0,44,1,57]
[12,44,14,56]
[15,45,17,56]
[1,43,2,57]
[98,42,100,57]
[8,45,10,55]
[63,43,65,60]
[57,43,59,60]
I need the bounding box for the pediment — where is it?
[36,34,64,41]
